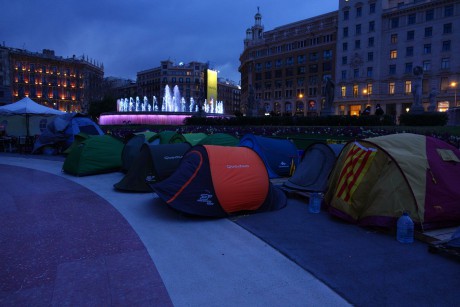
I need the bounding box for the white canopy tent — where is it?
[0,97,65,136]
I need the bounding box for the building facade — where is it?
[217,78,241,115]
[136,60,240,115]
[335,0,460,118]
[0,46,104,113]
[239,9,338,116]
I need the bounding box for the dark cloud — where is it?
[1,0,337,82]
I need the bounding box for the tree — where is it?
[88,95,117,121]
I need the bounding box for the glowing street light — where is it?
[451,81,458,107]
[363,88,370,106]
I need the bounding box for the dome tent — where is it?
[325,133,460,230]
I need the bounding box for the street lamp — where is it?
[363,88,370,106]
[451,81,458,107]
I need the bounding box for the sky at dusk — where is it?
[1,0,338,83]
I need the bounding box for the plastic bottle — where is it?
[309,192,323,213]
[397,212,414,243]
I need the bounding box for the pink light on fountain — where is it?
[99,114,190,126]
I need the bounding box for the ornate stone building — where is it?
[239,8,338,116]
[0,45,103,113]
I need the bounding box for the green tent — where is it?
[183,132,208,146]
[149,130,186,144]
[63,135,124,176]
[198,133,239,146]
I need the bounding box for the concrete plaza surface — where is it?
[0,154,350,306]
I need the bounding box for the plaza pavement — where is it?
[0,153,350,306]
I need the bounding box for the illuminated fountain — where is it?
[100,85,225,126]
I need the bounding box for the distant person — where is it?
[375,104,384,116]
[362,105,371,116]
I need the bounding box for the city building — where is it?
[336,0,460,118]
[0,45,104,113]
[239,8,338,116]
[217,78,241,115]
[136,60,240,114]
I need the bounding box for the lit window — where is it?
[405,81,412,94]
[341,86,347,97]
[389,82,395,95]
[390,50,398,59]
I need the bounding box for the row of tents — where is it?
[10,105,458,233]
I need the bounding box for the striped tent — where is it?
[325,133,460,230]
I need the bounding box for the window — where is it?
[341,70,347,80]
[344,10,349,20]
[391,34,398,44]
[424,27,432,37]
[275,59,283,67]
[265,61,272,69]
[443,23,452,34]
[356,24,362,35]
[407,30,415,40]
[369,21,375,32]
[423,60,431,71]
[389,82,395,95]
[406,46,414,57]
[390,50,397,59]
[405,81,412,94]
[391,17,399,28]
[342,56,348,65]
[355,40,361,49]
[356,6,362,17]
[426,9,434,21]
[389,65,396,75]
[297,55,305,64]
[441,77,450,91]
[368,37,374,47]
[309,52,318,61]
[265,71,272,79]
[441,58,450,69]
[423,44,431,54]
[353,69,359,78]
[369,3,375,14]
[323,50,332,60]
[442,40,451,52]
[343,27,349,37]
[297,66,306,74]
[445,5,454,17]
[341,85,347,97]
[367,67,373,77]
[275,70,282,78]
[405,62,413,74]
[353,84,359,97]
[408,13,416,25]
[343,42,348,51]
[368,52,374,62]
[255,63,262,71]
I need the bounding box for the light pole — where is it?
[451,81,458,107]
[363,88,370,106]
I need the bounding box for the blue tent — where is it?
[32,113,104,153]
[238,134,299,179]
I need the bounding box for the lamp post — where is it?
[451,81,458,107]
[363,88,370,106]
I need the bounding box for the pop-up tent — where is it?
[325,133,460,230]
[33,113,104,153]
[114,142,191,192]
[239,134,299,178]
[120,130,185,172]
[197,133,239,146]
[149,130,186,145]
[183,132,208,146]
[63,135,124,176]
[151,145,287,217]
[0,97,64,136]
[283,142,344,193]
